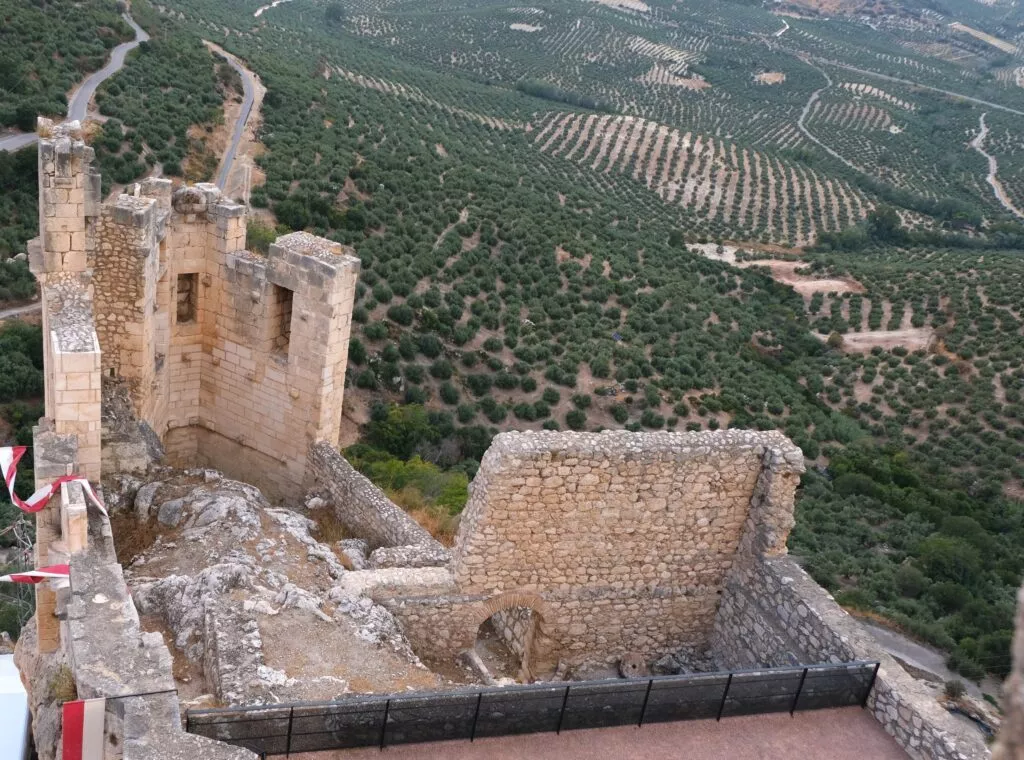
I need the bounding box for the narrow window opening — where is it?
[271,284,294,356]
[176,273,198,324]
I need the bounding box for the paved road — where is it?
[808,56,1024,118]
[0,12,149,153]
[211,45,257,191]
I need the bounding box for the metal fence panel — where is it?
[792,664,876,712]
[187,706,292,755]
[184,661,880,756]
[472,683,568,738]
[382,692,479,746]
[721,668,804,718]
[641,673,731,724]
[559,680,649,731]
[288,700,388,753]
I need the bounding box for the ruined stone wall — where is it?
[39,145,361,503]
[491,606,535,669]
[382,430,804,668]
[712,556,989,760]
[307,442,437,548]
[186,233,359,501]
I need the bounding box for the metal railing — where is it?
[185,661,880,756]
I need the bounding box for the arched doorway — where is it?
[475,606,540,682]
[469,593,557,683]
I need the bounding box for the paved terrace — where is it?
[304,707,908,760]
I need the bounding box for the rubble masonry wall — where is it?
[712,555,989,760]
[381,430,805,668]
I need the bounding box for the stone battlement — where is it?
[30,120,360,500]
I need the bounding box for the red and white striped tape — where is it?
[62,698,106,760]
[0,563,70,584]
[0,446,106,516]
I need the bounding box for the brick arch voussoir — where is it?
[471,591,552,628]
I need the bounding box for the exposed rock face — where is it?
[122,470,440,705]
[13,618,70,760]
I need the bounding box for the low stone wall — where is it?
[306,442,449,566]
[712,555,989,760]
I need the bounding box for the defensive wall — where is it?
[14,119,995,760]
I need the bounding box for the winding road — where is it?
[796,60,864,173]
[207,43,258,191]
[969,113,1024,219]
[806,57,1024,118]
[0,302,42,321]
[0,13,150,153]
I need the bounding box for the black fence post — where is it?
[470,692,483,742]
[862,662,881,709]
[790,668,809,716]
[379,699,391,751]
[716,674,733,722]
[556,686,571,735]
[638,679,654,727]
[285,706,294,758]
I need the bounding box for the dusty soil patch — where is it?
[828,328,934,353]
[587,0,649,11]
[687,243,862,298]
[754,72,786,85]
[259,606,442,698]
[748,260,864,297]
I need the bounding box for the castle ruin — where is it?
[13,120,995,760]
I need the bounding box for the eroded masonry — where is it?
[14,120,994,760]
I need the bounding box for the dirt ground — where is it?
[834,328,933,353]
[298,707,908,759]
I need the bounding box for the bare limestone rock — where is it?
[13,617,70,760]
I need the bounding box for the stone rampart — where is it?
[712,555,988,760]
[306,442,450,567]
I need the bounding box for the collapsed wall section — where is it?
[306,442,450,567]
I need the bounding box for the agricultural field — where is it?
[2,0,1024,674]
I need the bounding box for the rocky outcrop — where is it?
[13,618,71,760]
[123,470,437,704]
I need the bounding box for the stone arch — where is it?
[470,591,553,628]
[469,592,557,682]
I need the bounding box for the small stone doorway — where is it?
[474,606,540,683]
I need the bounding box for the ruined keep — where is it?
[14,120,995,760]
[33,119,360,502]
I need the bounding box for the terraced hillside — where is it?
[2,0,1024,678]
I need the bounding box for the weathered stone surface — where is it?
[380,429,804,672]
[307,443,449,566]
[712,555,988,760]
